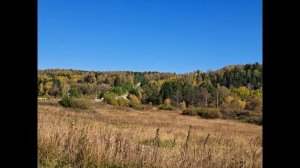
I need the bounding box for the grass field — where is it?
[38,101,262,168]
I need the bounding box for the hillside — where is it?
[38,63,262,125]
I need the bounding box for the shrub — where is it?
[129,102,144,110]
[221,108,262,125]
[98,92,104,99]
[121,83,134,91]
[182,107,222,119]
[240,111,262,125]
[182,107,200,116]
[59,96,72,107]
[70,99,89,109]
[68,88,81,98]
[59,96,88,109]
[221,109,252,118]
[158,104,175,110]
[164,98,172,107]
[158,98,174,110]
[179,101,186,110]
[129,88,142,99]
[244,115,262,125]
[197,108,222,119]
[220,108,240,119]
[110,86,124,95]
[103,92,118,106]
[117,98,129,107]
[129,94,141,104]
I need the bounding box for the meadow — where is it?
[38,100,262,168]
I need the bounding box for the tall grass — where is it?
[38,103,262,168]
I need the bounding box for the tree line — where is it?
[38,63,262,119]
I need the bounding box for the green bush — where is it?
[59,96,88,109]
[129,88,142,99]
[59,96,72,107]
[103,92,119,106]
[68,88,81,98]
[99,92,104,99]
[110,86,125,95]
[197,108,222,119]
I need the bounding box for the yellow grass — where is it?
[38,102,262,168]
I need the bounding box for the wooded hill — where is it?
[38,62,262,124]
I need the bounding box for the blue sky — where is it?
[38,0,262,74]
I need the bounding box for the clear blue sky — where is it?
[38,0,262,74]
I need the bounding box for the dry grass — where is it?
[38,102,262,168]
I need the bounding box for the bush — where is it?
[197,108,222,119]
[244,116,262,125]
[99,92,104,99]
[164,98,172,106]
[221,108,262,125]
[59,96,88,109]
[182,107,222,119]
[221,109,252,119]
[179,101,186,110]
[70,99,89,109]
[68,88,81,98]
[59,96,72,107]
[158,104,174,110]
[103,92,118,106]
[129,94,141,104]
[220,108,240,119]
[129,102,144,110]
[240,111,262,125]
[182,107,200,116]
[117,98,129,107]
[129,88,142,99]
[110,86,125,95]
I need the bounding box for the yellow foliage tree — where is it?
[222,96,246,110]
[224,96,234,104]
[231,86,251,100]
[43,81,53,96]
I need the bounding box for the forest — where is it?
[38,62,262,125]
